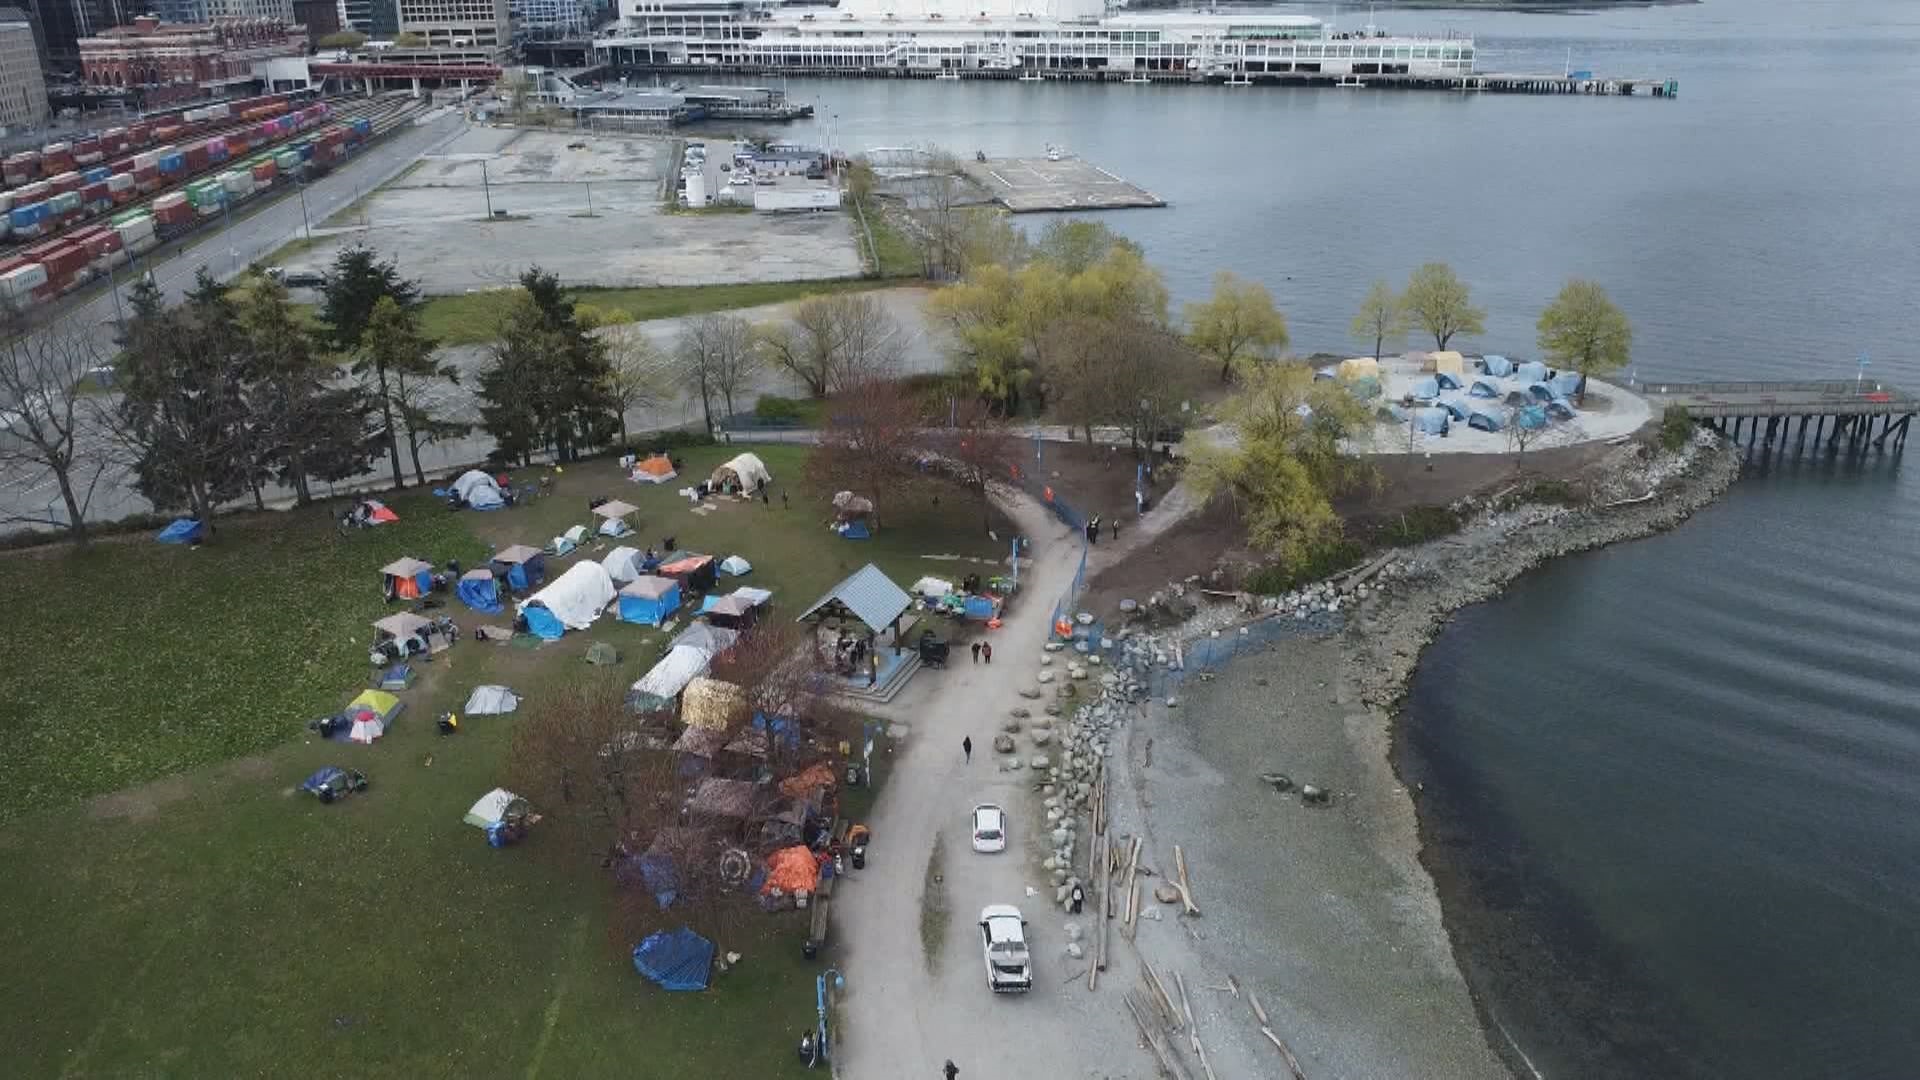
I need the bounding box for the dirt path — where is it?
[831,491,1139,1080]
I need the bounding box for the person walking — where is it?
[970,641,981,664]
[962,736,973,763]
[982,641,993,664]
[943,1061,959,1080]
[1110,517,1119,541]
[782,491,790,509]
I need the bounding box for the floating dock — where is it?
[959,154,1164,213]
[1642,380,1915,456]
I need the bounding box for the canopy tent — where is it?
[464,685,520,715]
[1469,379,1502,399]
[718,555,752,577]
[1434,371,1464,391]
[618,575,682,626]
[1336,356,1380,382]
[632,454,677,484]
[1545,400,1579,421]
[603,546,647,585]
[632,927,715,992]
[831,491,874,521]
[451,470,507,510]
[730,586,772,608]
[491,545,547,592]
[372,611,437,654]
[381,557,434,601]
[1515,360,1549,382]
[1481,354,1515,377]
[457,568,503,614]
[659,554,717,595]
[699,593,759,630]
[156,518,205,544]
[519,561,618,641]
[1408,376,1441,402]
[346,688,402,743]
[1551,372,1585,398]
[1526,382,1559,403]
[1413,407,1451,435]
[593,499,639,538]
[1431,350,1466,377]
[710,452,772,492]
[1467,408,1507,433]
[683,677,746,731]
[799,563,911,634]
[632,645,711,703]
[1436,399,1471,422]
[1516,405,1550,430]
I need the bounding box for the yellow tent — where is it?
[1432,351,1466,377]
[682,677,746,731]
[1337,356,1380,382]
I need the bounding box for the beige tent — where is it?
[710,453,772,492]
[682,676,746,731]
[1432,351,1466,377]
[1336,356,1380,382]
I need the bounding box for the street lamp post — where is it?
[480,159,493,218]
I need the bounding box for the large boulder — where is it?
[993,733,1016,754]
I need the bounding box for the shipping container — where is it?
[251,160,277,183]
[0,191,10,213]
[132,166,161,193]
[103,128,130,154]
[81,181,111,206]
[275,150,301,171]
[16,180,48,202]
[107,173,135,194]
[184,147,208,173]
[9,201,49,238]
[49,172,82,194]
[0,263,49,301]
[48,191,81,215]
[208,103,230,120]
[154,125,184,141]
[82,166,111,183]
[219,170,254,198]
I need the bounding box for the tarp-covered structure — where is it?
[1481,354,1515,377]
[761,846,822,897]
[1432,350,1466,377]
[659,553,717,595]
[798,563,911,635]
[156,518,205,544]
[831,491,873,521]
[520,561,617,640]
[632,646,710,707]
[457,568,503,613]
[687,777,758,824]
[618,575,682,626]
[633,826,705,907]
[632,927,714,992]
[593,499,639,538]
[451,470,507,510]
[464,685,519,715]
[491,544,547,592]
[702,593,760,630]
[381,557,434,601]
[603,546,647,585]
[683,677,746,731]
[1336,356,1379,382]
[1414,407,1451,435]
[632,454,677,484]
[710,452,771,492]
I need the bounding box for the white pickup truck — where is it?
[979,905,1032,993]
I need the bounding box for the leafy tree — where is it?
[1034,220,1139,275]
[1659,403,1694,452]
[1184,270,1289,382]
[317,30,368,49]
[322,247,423,487]
[1536,278,1631,403]
[1225,362,1375,496]
[0,309,113,539]
[1401,262,1485,350]
[362,296,464,486]
[476,298,548,467]
[477,268,615,464]
[235,273,375,504]
[1351,279,1407,362]
[1189,437,1341,570]
[677,313,757,433]
[755,292,903,399]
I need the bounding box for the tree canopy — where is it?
[1400,263,1485,350]
[1184,270,1290,382]
[1537,278,1631,401]
[476,268,616,464]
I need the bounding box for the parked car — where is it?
[979,905,1032,992]
[971,804,1006,853]
[267,267,327,288]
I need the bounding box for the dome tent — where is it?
[450,470,507,510]
[632,454,677,484]
[519,561,617,641]
[710,452,771,492]
[603,546,647,585]
[457,568,503,614]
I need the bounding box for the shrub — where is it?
[1660,403,1694,451]
[1373,505,1462,548]
[755,395,805,423]
[1245,537,1366,594]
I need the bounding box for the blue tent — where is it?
[490,546,546,592]
[1516,405,1549,430]
[1413,407,1450,435]
[1545,400,1579,421]
[522,605,566,641]
[156,518,204,544]
[1526,382,1558,403]
[618,576,681,626]
[1482,354,1515,377]
[633,927,715,991]
[1551,372,1584,398]
[1348,375,1382,400]
[1435,371,1464,391]
[1436,399,1471,421]
[1515,360,1548,383]
[1469,379,1502,399]
[840,520,871,541]
[457,570,503,614]
[1409,376,1440,402]
[1468,408,1506,433]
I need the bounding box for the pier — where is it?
[958,154,1164,213]
[1641,380,1916,456]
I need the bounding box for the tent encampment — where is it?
[451,470,507,510]
[1468,408,1506,433]
[457,568,503,614]
[1337,356,1380,382]
[1481,354,1515,377]
[1469,379,1502,399]
[718,555,751,577]
[603,546,647,585]
[618,575,682,626]
[1516,360,1548,383]
[710,453,772,492]
[519,561,618,640]
[1414,407,1451,436]
[381,557,434,601]
[632,454,677,484]
[490,545,547,592]
[156,518,205,544]
[464,685,520,715]
[1409,376,1441,402]
[593,499,639,538]
[632,927,715,992]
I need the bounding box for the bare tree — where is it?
[756,292,904,399]
[925,395,1020,533]
[601,326,670,448]
[909,152,970,280]
[0,309,114,539]
[805,374,925,529]
[677,314,758,434]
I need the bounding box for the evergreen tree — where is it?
[362,296,466,486]
[320,246,423,488]
[477,268,614,464]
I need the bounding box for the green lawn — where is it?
[414,280,915,347]
[0,443,1004,1076]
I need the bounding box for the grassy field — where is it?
[0,442,1005,1076]
[413,280,913,347]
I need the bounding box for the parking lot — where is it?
[285,127,863,292]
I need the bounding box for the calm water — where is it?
[757,1,1920,1074]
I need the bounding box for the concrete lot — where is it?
[959,153,1166,213]
[287,128,863,292]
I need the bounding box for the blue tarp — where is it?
[964,595,997,620]
[841,520,871,540]
[1414,407,1450,435]
[523,605,566,641]
[1468,408,1506,433]
[620,582,682,626]
[1516,405,1550,430]
[633,927,715,991]
[1435,372,1464,391]
[1516,360,1548,382]
[457,573,503,614]
[1482,354,1515,377]
[1526,382,1558,403]
[1469,379,1502,399]
[156,518,204,544]
[1409,376,1440,402]
[753,711,801,749]
[639,852,680,907]
[1552,372,1584,398]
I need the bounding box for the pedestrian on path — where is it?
[970,641,981,664]
[944,1061,959,1080]
[962,736,972,763]
[982,641,992,664]
[782,491,790,509]
[1110,517,1119,541]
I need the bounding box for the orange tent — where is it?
[632,455,677,484]
[761,845,822,896]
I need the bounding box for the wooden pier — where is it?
[1640,380,1916,456]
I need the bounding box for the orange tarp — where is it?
[778,763,837,799]
[762,845,822,896]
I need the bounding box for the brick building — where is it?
[78,15,307,90]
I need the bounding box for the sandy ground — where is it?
[1366,355,1651,455]
[282,128,862,292]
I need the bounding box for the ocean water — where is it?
[758,1,1920,1073]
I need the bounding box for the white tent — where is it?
[604,546,647,584]
[348,716,385,743]
[719,555,751,577]
[521,561,618,633]
[464,788,528,830]
[451,470,507,509]
[710,453,772,491]
[633,645,711,701]
[563,524,590,546]
[464,685,520,715]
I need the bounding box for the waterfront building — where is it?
[78,13,307,90]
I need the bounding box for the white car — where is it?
[971,804,1007,853]
[979,905,1032,992]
